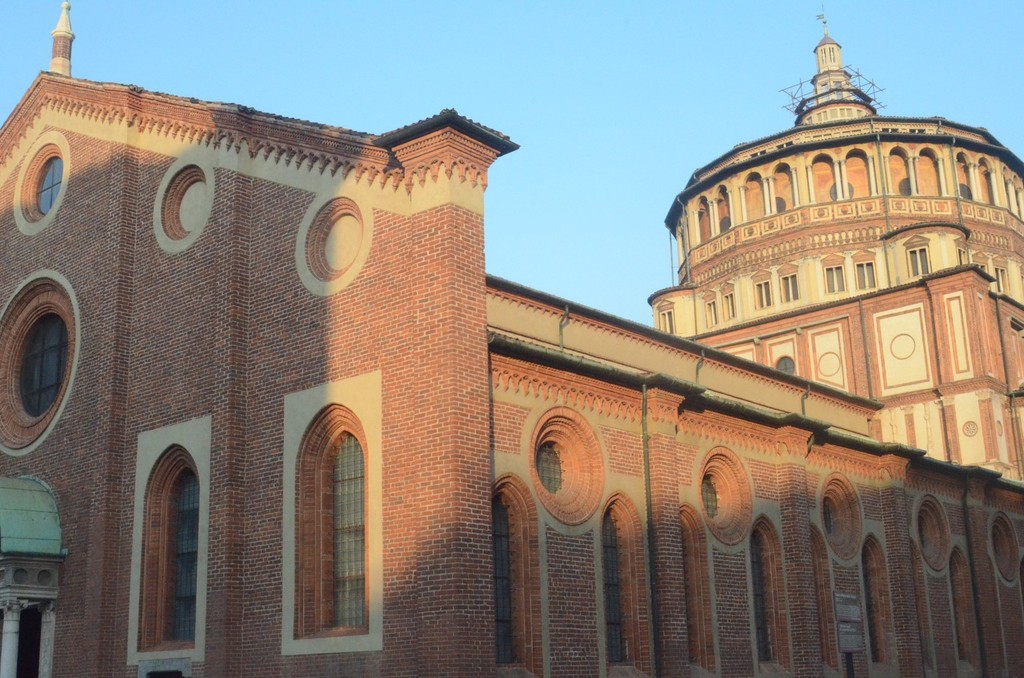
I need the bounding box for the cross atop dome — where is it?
[49,2,74,77]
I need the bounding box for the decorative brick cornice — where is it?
[807,443,890,480]
[490,355,643,423]
[678,410,781,456]
[0,75,403,189]
[386,127,502,193]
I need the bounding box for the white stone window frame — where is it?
[281,371,384,655]
[127,416,212,668]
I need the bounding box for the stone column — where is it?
[833,159,844,199]
[838,158,849,199]
[969,163,980,200]
[937,157,948,196]
[910,156,920,195]
[762,177,772,214]
[710,199,719,233]
[790,167,801,206]
[806,165,816,203]
[0,601,24,678]
[739,185,749,223]
[867,156,878,196]
[38,602,55,678]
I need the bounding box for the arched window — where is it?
[889,149,912,196]
[956,154,973,200]
[750,520,789,667]
[861,537,892,663]
[810,527,837,670]
[918,151,941,196]
[846,152,869,199]
[492,477,541,674]
[745,174,765,221]
[139,446,201,649]
[978,161,994,204]
[813,156,836,203]
[697,197,711,243]
[716,187,732,233]
[603,511,626,662]
[295,405,368,636]
[949,548,978,665]
[910,543,935,669]
[774,165,794,212]
[680,506,714,671]
[602,498,649,670]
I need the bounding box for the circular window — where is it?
[991,514,1018,582]
[775,356,796,375]
[37,157,63,216]
[528,408,604,525]
[153,158,216,254]
[917,496,951,571]
[698,448,752,545]
[536,442,563,494]
[19,314,68,417]
[820,474,861,560]
[296,196,374,296]
[15,133,71,234]
[0,277,77,452]
[160,165,211,242]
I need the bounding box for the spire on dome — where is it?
[49,2,74,77]
[780,20,883,126]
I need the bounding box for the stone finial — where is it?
[50,2,74,76]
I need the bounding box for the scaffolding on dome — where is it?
[780,67,885,116]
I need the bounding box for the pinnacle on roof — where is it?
[49,2,74,77]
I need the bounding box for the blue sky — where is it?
[3,2,1023,325]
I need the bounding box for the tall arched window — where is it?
[910,543,935,669]
[332,434,365,627]
[978,161,994,204]
[774,165,794,212]
[949,549,978,665]
[861,537,892,663]
[745,174,764,221]
[697,197,711,243]
[889,149,912,196]
[810,527,837,670]
[813,156,836,203]
[918,151,941,196]
[295,405,368,636]
[716,187,732,233]
[680,506,714,671]
[846,152,869,199]
[492,476,541,674]
[603,512,626,663]
[957,154,973,200]
[139,446,201,649]
[602,498,649,671]
[750,520,789,667]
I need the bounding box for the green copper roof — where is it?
[0,477,63,557]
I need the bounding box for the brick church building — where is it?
[0,5,1021,677]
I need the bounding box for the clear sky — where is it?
[3,2,1023,325]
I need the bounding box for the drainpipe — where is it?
[857,297,875,399]
[948,139,966,232]
[558,306,570,351]
[676,195,691,284]
[925,289,954,460]
[960,478,989,677]
[874,132,895,287]
[641,383,661,677]
[992,298,1024,478]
